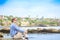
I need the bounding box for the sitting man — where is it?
[10,18,28,39]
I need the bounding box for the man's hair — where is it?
[12,18,16,22]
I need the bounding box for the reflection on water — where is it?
[28,33,60,40]
[2,33,60,40]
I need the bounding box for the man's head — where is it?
[12,18,17,23]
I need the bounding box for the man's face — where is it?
[14,18,17,23]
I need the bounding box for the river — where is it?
[28,33,60,40]
[3,33,60,40]
[0,26,60,40]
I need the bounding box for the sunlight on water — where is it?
[3,33,60,40]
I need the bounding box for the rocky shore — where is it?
[0,27,60,37]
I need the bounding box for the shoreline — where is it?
[0,27,60,33]
[0,27,60,37]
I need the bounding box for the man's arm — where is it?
[13,24,25,33]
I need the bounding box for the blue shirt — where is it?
[10,23,25,37]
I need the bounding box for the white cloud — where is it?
[28,4,60,18]
[0,0,60,18]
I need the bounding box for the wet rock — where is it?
[0,29,10,33]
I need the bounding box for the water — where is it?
[28,33,60,40]
[22,26,60,30]
[0,26,60,40]
[3,33,60,40]
[0,26,60,30]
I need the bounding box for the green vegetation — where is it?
[0,15,60,27]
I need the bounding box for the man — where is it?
[10,18,28,39]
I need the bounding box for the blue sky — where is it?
[0,0,60,18]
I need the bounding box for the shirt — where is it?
[10,23,25,37]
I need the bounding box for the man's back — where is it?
[10,23,24,37]
[10,23,18,37]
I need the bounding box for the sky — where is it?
[0,0,60,18]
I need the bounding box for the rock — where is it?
[0,33,3,37]
[0,29,10,33]
[37,24,47,27]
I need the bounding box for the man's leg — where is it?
[13,32,23,38]
[13,32,28,40]
[23,30,28,40]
